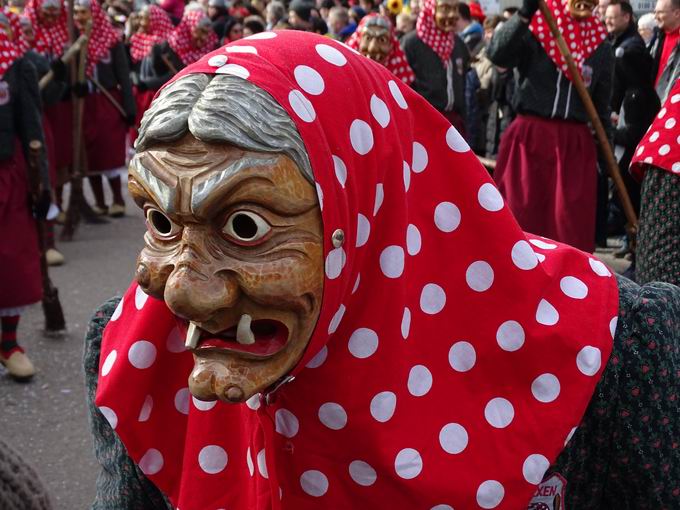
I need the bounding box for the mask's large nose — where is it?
[164,225,240,323]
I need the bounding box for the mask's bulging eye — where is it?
[224,211,271,243]
[146,208,181,238]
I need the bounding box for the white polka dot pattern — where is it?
[95,30,621,510]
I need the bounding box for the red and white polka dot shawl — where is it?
[79,0,121,77]
[631,80,680,179]
[528,0,607,81]
[129,5,174,64]
[415,0,455,64]
[345,14,415,85]
[24,0,70,58]
[95,30,619,510]
[167,9,218,66]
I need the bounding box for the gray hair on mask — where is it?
[135,73,314,183]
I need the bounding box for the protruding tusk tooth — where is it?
[236,314,255,345]
[185,321,201,349]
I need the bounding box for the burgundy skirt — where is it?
[45,100,73,182]
[129,87,156,145]
[0,140,42,309]
[83,89,127,174]
[494,114,597,253]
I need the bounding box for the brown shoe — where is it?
[0,350,36,381]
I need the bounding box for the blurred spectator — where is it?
[266,0,286,29]
[469,1,484,23]
[311,14,329,33]
[360,0,379,13]
[329,5,356,39]
[408,0,421,17]
[160,0,185,24]
[222,17,244,40]
[319,0,335,20]
[457,2,483,55]
[596,0,610,20]
[350,5,367,24]
[289,0,315,29]
[243,14,265,35]
[651,0,680,102]
[470,14,502,152]
[637,12,657,46]
[229,0,251,20]
[395,11,416,37]
[605,0,659,244]
[208,0,233,39]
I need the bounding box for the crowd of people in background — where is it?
[0,0,678,381]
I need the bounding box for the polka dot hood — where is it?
[631,80,680,179]
[528,0,607,82]
[96,30,619,510]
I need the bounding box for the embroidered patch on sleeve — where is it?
[528,472,567,510]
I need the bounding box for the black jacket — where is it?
[401,31,470,115]
[487,14,613,133]
[90,42,136,119]
[650,28,680,102]
[610,24,659,156]
[151,41,184,82]
[0,58,48,187]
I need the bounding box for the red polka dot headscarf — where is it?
[96,30,619,510]
[346,14,415,85]
[24,0,69,58]
[528,0,607,81]
[168,8,218,66]
[129,5,174,64]
[416,0,455,63]
[0,11,22,80]
[75,0,121,77]
[631,79,680,180]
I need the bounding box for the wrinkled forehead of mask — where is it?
[75,0,92,9]
[42,0,61,9]
[363,15,392,31]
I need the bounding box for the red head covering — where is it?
[630,80,680,180]
[129,5,174,63]
[469,2,485,22]
[3,9,30,56]
[528,0,607,81]
[168,9,218,66]
[0,11,23,79]
[346,14,415,84]
[24,0,69,58]
[76,0,121,77]
[416,0,454,63]
[95,31,618,510]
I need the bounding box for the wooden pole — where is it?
[537,0,638,242]
[28,141,67,337]
[39,34,88,90]
[89,77,128,117]
[61,20,92,241]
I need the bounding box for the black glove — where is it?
[136,80,149,92]
[519,0,539,20]
[33,189,51,220]
[50,59,67,82]
[72,81,89,98]
[125,112,137,127]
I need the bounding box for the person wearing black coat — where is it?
[604,0,660,241]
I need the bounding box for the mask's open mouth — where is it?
[178,317,290,358]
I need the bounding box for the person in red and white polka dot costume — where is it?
[83,30,679,510]
[630,80,680,286]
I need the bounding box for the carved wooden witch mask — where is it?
[129,75,324,404]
